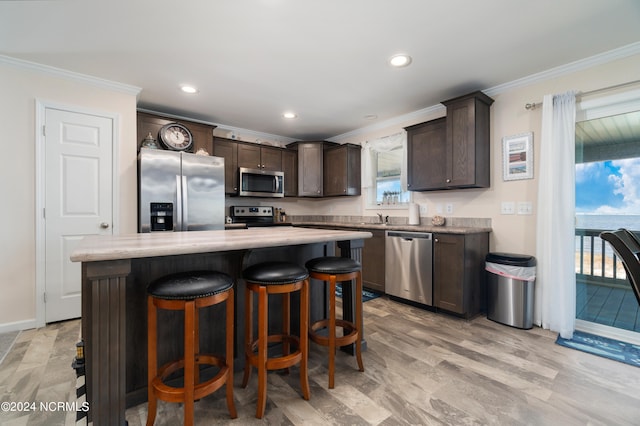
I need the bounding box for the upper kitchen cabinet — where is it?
[406,117,446,191]
[442,91,494,188]
[287,141,332,197]
[237,143,282,172]
[282,149,298,197]
[136,111,215,154]
[213,137,239,194]
[406,91,494,191]
[323,143,361,196]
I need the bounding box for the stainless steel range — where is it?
[229,205,290,227]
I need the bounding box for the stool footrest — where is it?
[309,319,359,347]
[246,334,303,371]
[152,355,230,403]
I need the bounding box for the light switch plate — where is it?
[445,203,453,214]
[517,201,533,215]
[501,201,515,215]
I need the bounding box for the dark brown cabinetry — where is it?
[213,137,239,194]
[360,229,385,293]
[237,143,282,171]
[433,232,489,317]
[406,91,493,191]
[288,142,328,197]
[324,144,361,196]
[137,111,215,154]
[287,141,361,198]
[282,149,298,197]
[442,91,494,188]
[406,118,446,191]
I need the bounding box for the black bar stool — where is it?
[146,271,237,426]
[241,261,310,419]
[305,256,364,389]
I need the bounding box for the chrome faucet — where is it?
[377,213,383,224]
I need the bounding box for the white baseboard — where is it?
[0,318,38,334]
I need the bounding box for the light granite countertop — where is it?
[294,221,492,234]
[70,226,372,263]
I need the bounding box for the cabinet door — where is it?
[323,146,346,196]
[237,143,262,169]
[406,118,446,190]
[443,91,492,188]
[298,143,323,197]
[282,150,298,196]
[361,230,385,293]
[433,233,465,314]
[260,146,282,171]
[213,138,238,194]
[324,144,361,196]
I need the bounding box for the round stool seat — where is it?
[243,261,309,285]
[147,271,233,300]
[305,256,361,274]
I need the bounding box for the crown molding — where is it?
[331,41,640,142]
[0,54,141,97]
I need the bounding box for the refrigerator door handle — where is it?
[181,175,188,230]
[176,174,183,231]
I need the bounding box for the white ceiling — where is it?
[2,1,640,141]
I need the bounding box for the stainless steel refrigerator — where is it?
[138,148,225,232]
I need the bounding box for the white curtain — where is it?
[362,131,407,190]
[535,91,577,339]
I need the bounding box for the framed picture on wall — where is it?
[502,132,533,181]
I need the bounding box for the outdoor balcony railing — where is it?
[575,228,630,287]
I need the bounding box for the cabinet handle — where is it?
[446,179,451,183]
[434,238,439,243]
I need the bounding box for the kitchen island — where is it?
[70,226,372,425]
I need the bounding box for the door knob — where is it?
[100,222,110,229]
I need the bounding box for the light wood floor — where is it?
[2,295,640,425]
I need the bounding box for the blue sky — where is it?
[576,158,640,214]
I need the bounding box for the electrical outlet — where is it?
[436,204,443,214]
[517,201,533,215]
[501,201,515,215]
[419,204,427,214]
[445,203,453,214]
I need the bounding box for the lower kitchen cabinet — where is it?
[360,229,385,293]
[433,232,488,317]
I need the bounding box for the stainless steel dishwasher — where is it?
[385,231,433,306]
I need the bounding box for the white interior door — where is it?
[44,107,114,323]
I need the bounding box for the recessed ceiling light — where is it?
[283,112,297,119]
[389,54,412,68]
[180,85,198,94]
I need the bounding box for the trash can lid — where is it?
[486,252,536,267]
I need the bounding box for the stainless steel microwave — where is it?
[238,167,284,197]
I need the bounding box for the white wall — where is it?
[0,59,138,331]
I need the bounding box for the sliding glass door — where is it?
[575,94,640,341]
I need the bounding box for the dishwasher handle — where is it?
[386,231,432,240]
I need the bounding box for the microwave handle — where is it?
[274,175,280,193]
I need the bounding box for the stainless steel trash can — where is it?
[485,253,536,329]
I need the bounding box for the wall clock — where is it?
[158,123,193,151]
